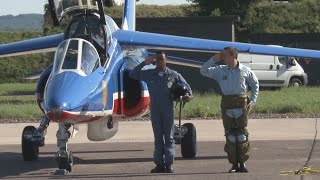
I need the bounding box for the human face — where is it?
[155,53,167,70]
[222,50,235,65]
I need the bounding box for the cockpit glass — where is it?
[66,16,101,39]
[62,40,79,69]
[53,41,67,72]
[53,0,98,21]
[53,39,100,76]
[81,42,100,75]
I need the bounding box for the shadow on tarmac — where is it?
[3,172,229,179]
[75,155,227,165]
[0,148,146,178]
[0,150,227,178]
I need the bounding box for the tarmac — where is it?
[0,118,319,179]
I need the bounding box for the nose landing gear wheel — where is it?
[57,150,73,173]
[181,123,197,158]
[21,126,39,161]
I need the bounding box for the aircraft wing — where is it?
[148,51,202,68]
[116,30,320,66]
[0,33,64,58]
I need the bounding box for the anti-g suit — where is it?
[200,57,259,166]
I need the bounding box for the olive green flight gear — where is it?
[221,95,250,164]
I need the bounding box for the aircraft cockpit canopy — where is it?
[50,0,99,23]
[53,38,100,76]
[65,14,105,49]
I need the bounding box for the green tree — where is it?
[187,0,264,17]
[243,0,320,33]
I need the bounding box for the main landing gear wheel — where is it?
[107,115,114,129]
[21,126,39,161]
[181,123,197,158]
[57,150,74,173]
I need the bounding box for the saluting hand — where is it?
[144,56,155,65]
[213,51,224,62]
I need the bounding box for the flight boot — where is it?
[229,163,239,173]
[150,165,165,173]
[165,165,174,173]
[239,163,249,173]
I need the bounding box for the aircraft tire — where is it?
[66,151,73,172]
[21,126,39,161]
[58,151,73,172]
[181,123,197,158]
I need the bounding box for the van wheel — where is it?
[289,78,302,87]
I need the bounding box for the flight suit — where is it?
[130,61,192,167]
[200,58,259,164]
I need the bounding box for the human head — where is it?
[222,46,238,66]
[155,51,167,70]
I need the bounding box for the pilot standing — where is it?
[200,46,259,173]
[130,51,193,173]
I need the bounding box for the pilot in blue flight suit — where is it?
[130,51,193,173]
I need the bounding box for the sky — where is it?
[0,0,191,16]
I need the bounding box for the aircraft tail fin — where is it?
[122,0,136,31]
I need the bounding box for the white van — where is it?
[237,54,308,88]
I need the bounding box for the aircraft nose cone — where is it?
[43,70,102,122]
[45,72,79,111]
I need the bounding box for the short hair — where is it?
[224,46,238,59]
[156,51,167,58]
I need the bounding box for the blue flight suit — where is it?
[130,62,192,167]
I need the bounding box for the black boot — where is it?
[239,163,248,173]
[150,165,165,173]
[165,165,174,173]
[229,163,239,173]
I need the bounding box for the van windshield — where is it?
[278,56,289,65]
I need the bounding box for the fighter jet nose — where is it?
[44,72,81,110]
[43,72,82,121]
[43,70,103,122]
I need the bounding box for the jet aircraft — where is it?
[1,0,320,174]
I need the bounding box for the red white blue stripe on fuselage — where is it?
[46,90,150,124]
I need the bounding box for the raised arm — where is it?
[200,53,224,80]
[129,56,155,81]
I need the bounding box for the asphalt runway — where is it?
[0,119,319,179]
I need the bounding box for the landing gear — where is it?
[56,148,73,174]
[180,123,197,158]
[173,99,197,158]
[107,115,114,129]
[21,116,50,161]
[54,123,73,175]
[22,126,39,161]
